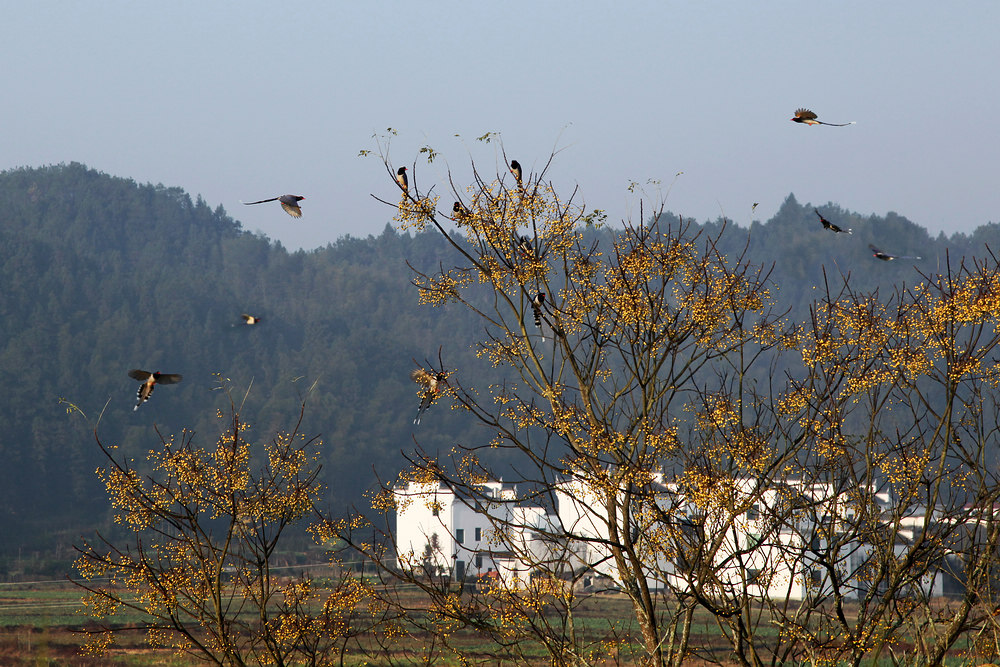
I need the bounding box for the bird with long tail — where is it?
[531,292,546,341]
[815,209,852,234]
[241,194,304,218]
[869,244,922,261]
[791,108,855,127]
[410,368,447,425]
[129,369,182,411]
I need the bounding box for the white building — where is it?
[394,480,553,585]
[394,474,946,600]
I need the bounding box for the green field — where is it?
[0,579,992,666]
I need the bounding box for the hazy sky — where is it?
[4,2,997,250]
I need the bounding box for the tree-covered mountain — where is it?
[0,163,997,568]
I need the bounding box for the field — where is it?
[0,577,992,666]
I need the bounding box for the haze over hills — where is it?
[0,162,997,569]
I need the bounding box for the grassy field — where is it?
[0,578,992,666]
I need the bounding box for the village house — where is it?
[394,474,947,600]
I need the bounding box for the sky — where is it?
[3,1,998,251]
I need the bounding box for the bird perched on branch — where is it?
[509,160,523,188]
[452,201,469,226]
[129,369,182,411]
[869,244,921,261]
[410,368,447,425]
[241,195,305,218]
[241,314,262,325]
[791,108,855,127]
[532,291,546,341]
[396,167,408,194]
[815,209,852,234]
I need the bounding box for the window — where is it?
[746,504,759,521]
[456,529,465,544]
[474,527,481,541]
[475,554,483,568]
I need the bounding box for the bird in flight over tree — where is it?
[815,209,852,234]
[241,314,262,325]
[129,369,183,411]
[869,244,921,261]
[532,291,546,341]
[791,108,855,127]
[410,368,446,425]
[509,160,523,188]
[241,195,305,218]
[396,167,408,194]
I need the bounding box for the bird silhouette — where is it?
[815,209,852,234]
[869,244,921,261]
[241,314,262,325]
[241,195,304,218]
[791,108,855,127]
[532,292,546,341]
[129,369,182,411]
[411,369,446,425]
[396,167,408,194]
[509,160,523,188]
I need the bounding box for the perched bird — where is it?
[869,244,922,261]
[815,209,852,234]
[396,166,408,193]
[790,108,855,127]
[515,235,534,258]
[452,201,469,225]
[242,195,305,218]
[241,314,262,325]
[129,369,183,411]
[509,160,523,188]
[410,368,446,425]
[531,291,546,341]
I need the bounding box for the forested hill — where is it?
[0,163,997,566]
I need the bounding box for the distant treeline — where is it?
[0,162,995,563]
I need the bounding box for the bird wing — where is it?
[242,197,280,205]
[129,369,152,381]
[794,108,818,121]
[411,368,435,386]
[280,201,303,217]
[156,374,183,385]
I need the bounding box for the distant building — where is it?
[394,480,553,585]
[393,474,948,600]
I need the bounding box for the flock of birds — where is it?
[790,109,922,263]
[127,110,920,419]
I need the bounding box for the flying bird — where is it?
[791,108,855,127]
[869,244,922,261]
[129,369,183,411]
[509,160,523,188]
[815,209,852,234]
[532,292,546,341]
[241,314,262,325]
[396,167,408,193]
[241,195,305,218]
[452,201,469,225]
[410,368,446,425]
